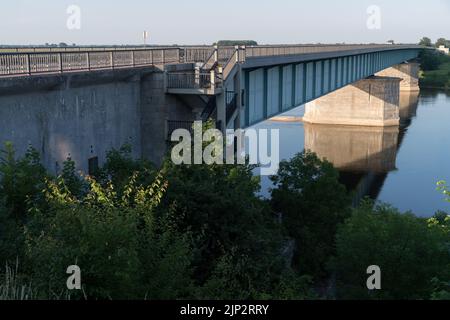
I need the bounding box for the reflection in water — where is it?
[304,124,399,173]
[304,92,419,205]
[257,90,450,216]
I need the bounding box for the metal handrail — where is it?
[0,48,182,77]
[167,120,194,140]
[244,44,423,58]
[0,44,423,80]
[166,72,213,89]
[200,48,217,71]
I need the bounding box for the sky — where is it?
[0,0,449,45]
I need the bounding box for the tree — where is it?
[161,146,288,295]
[25,170,195,299]
[159,122,306,298]
[331,201,450,300]
[436,38,449,48]
[215,40,258,46]
[270,151,351,279]
[419,37,433,47]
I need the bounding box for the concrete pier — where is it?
[303,76,401,127]
[376,62,420,92]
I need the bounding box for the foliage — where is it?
[94,144,155,192]
[419,50,450,89]
[332,201,450,300]
[60,157,86,198]
[437,181,450,203]
[419,49,450,72]
[0,261,34,300]
[270,151,351,279]
[0,143,48,266]
[161,121,296,298]
[215,40,258,46]
[419,37,433,47]
[435,38,450,48]
[25,171,195,300]
[0,142,47,222]
[200,249,316,300]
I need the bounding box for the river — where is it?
[252,89,450,217]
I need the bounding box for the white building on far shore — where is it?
[437,45,449,55]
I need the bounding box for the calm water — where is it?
[252,90,450,217]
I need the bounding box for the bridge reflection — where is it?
[304,91,419,204]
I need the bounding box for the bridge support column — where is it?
[303,76,401,127]
[376,62,420,92]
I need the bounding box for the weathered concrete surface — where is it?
[303,76,401,127]
[304,123,399,173]
[376,63,420,92]
[0,68,196,174]
[140,71,198,166]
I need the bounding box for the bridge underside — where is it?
[242,49,420,128]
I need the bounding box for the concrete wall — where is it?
[0,68,195,174]
[140,71,197,165]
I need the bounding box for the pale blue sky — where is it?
[1,0,449,45]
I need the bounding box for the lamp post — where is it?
[143,31,149,47]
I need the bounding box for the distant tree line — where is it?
[419,37,450,48]
[214,40,258,46]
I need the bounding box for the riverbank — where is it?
[419,51,450,90]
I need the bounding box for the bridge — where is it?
[0,44,425,172]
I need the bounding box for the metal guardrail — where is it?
[183,47,215,63]
[167,120,194,140]
[166,72,213,89]
[0,44,423,80]
[0,48,182,77]
[244,44,423,57]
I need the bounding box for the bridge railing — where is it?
[244,44,420,58]
[167,120,194,140]
[166,72,214,89]
[0,48,182,77]
[183,47,215,63]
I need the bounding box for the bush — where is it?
[270,151,351,279]
[25,172,195,299]
[332,201,450,300]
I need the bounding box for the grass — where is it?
[0,261,34,300]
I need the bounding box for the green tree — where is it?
[436,38,449,48]
[419,37,433,47]
[25,171,195,299]
[270,151,351,279]
[160,121,308,298]
[0,142,47,222]
[332,201,450,300]
[0,143,48,266]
